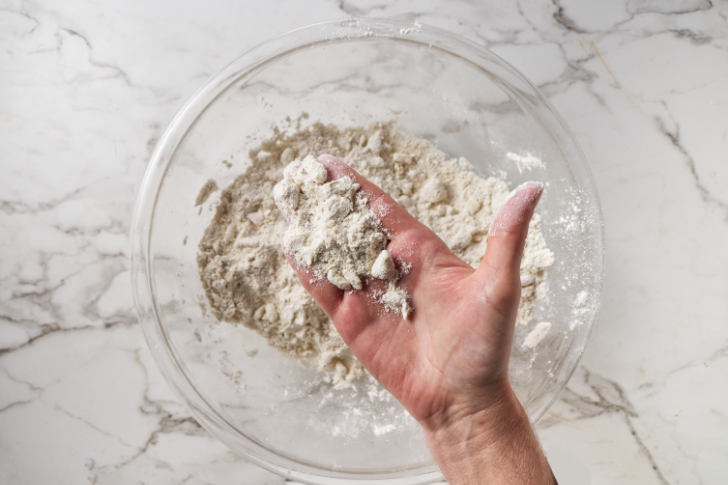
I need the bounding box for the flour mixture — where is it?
[197,121,554,385]
[274,155,410,317]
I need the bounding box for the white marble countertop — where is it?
[2,1,727,484]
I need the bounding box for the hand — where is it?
[289,154,540,422]
[287,155,556,484]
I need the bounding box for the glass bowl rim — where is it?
[130,17,604,484]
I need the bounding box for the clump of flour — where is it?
[522,321,552,349]
[273,155,410,317]
[197,121,554,385]
[506,151,544,173]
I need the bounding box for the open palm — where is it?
[289,155,544,427]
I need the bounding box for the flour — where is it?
[371,250,396,280]
[506,151,544,173]
[522,321,552,349]
[197,121,554,385]
[195,179,218,206]
[273,156,411,317]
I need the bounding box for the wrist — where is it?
[421,382,556,485]
[421,380,523,455]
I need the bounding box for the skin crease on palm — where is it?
[284,154,553,482]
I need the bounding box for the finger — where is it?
[287,249,387,345]
[317,154,421,238]
[474,182,543,299]
[283,251,343,318]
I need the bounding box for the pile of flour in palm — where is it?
[273,154,411,318]
[197,121,554,386]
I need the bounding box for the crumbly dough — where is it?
[274,156,410,317]
[197,121,554,385]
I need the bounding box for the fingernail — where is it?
[317,154,350,180]
[316,153,341,166]
[508,181,544,203]
[490,182,544,236]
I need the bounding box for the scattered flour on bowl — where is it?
[506,151,544,173]
[522,321,552,349]
[197,121,554,386]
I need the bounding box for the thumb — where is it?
[474,182,544,307]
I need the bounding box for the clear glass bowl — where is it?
[131,18,603,484]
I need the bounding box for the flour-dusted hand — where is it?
[285,154,557,485]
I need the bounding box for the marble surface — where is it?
[1,0,727,483]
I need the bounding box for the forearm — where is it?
[422,385,556,485]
